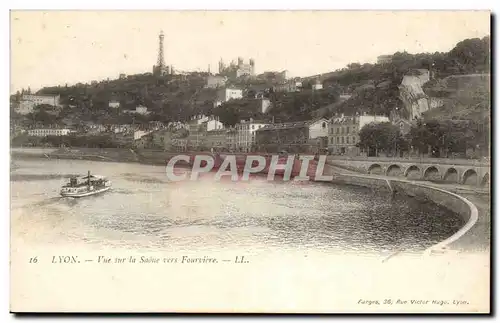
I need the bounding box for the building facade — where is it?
[112,124,134,133]
[133,133,154,149]
[28,128,72,137]
[254,119,329,153]
[308,118,329,139]
[218,57,255,78]
[225,128,237,152]
[108,101,120,109]
[327,114,390,156]
[389,110,413,136]
[171,138,189,152]
[255,122,309,153]
[123,106,150,115]
[312,79,323,91]
[235,120,269,152]
[149,130,172,150]
[134,130,151,140]
[204,130,228,151]
[200,116,224,132]
[18,94,61,115]
[215,88,243,107]
[377,55,393,64]
[136,106,149,115]
[273,81,302,93]
[205,119,224,132]
[112,132,135,148]
[259,98,272,113]
[206,75,227,89]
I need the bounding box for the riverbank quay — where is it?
[9,147,492,185]
[11,148,324,177]
[11,148,489,197]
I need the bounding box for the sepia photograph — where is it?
[9,10,491,313]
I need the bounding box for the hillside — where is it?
[313,36,490,119]
[422,74,490,122]
[14,35,490,128]
[34,72,211,122]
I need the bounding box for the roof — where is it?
[258,121,310,131]
[257,118,328,131]
[306,117,328,125]
[329,116,357,125]
[78,174,106,180]
[239,119,269,124]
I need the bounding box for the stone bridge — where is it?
[326,156,490,187]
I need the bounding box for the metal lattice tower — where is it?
[157,30,166,68]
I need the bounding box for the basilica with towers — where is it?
[218,57,256,78]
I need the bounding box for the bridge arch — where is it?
[423,166,441,181]
[404,165,421,179]
[386,164,403,177]
[462,169,478,185]
[443,168,459,183]
[481,172,490,187]
[368,164,383,175]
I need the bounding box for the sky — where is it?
[10,10,490,92]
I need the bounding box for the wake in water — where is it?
[29,197,66,208]
[19,188,148,211]
[108,188,138,195]
[10,174,80,182]
[121,173,167,184]
[27,190,122,209]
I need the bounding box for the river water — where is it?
[10,158,465,255]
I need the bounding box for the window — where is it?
[346,137,350,144]
[330,137,333,144]
[336,137,339,144]
[322,122,326,129]
[336,128,339,134]
[341,127,344,134]
[346,127,349,134]
[341,137,344,144]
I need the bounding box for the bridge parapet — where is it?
[326,157,490,187]
[326,156,490,167]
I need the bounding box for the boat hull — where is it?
[60,186,111,198]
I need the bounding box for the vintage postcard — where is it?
[9,10,491,313]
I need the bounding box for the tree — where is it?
[347,63,361,69]
[408,119,477,157]
[358,122,402,156]
[448,36,490,74]
[246,89,256,99]
[214,104,240,127]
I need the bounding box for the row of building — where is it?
[19,111,389,156]
[132,113,389,155]
[206,75,322,94]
